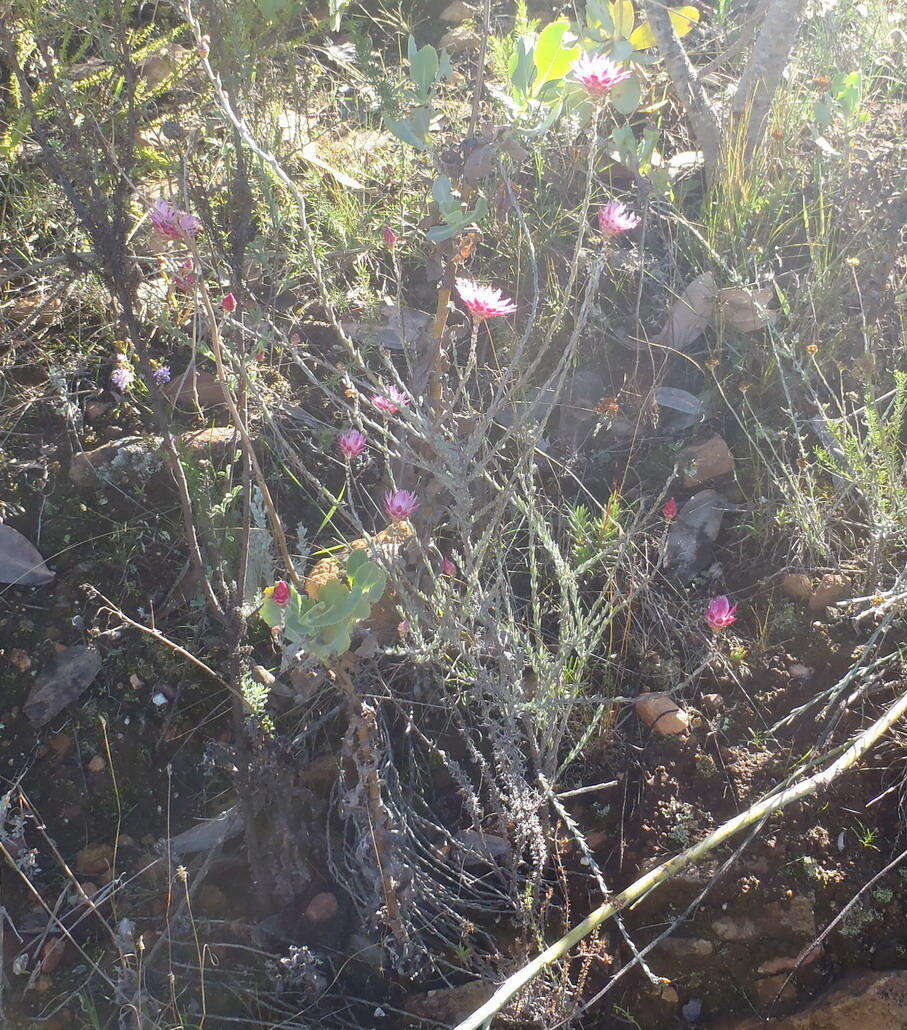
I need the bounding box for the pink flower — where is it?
[271,580,291,607]
[455,278,517,321]
[372,386,411,415]
[663,498,678,521]
[172,258,198,291]
[221,292,237,313]
[705,596,737,633]
[383,489,419,522]
[148,198,202,240]
[382,225,398,250]
[441,556,457,578]
[598,201,641,238]
[338,428,367,459]
[573,54,633,97]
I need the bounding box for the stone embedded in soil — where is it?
[87,754,106,773]
[163,368,228,408]
[25,645,102,727]
[715,969,907,1030]
[69,436,162,490]
[781,573,814,602]
[657,936,714,959]
[808,573,851,611]
[404,981,495,1024]
[712,896,815,942]
[76,843,114,876]
[681,435,735,486]
[755,973,798,1007]
[635,692,690,736]
[758,944,823,976]
[305,891,339,923]
[177,426,241,464]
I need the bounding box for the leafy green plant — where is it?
[260,550,387,660]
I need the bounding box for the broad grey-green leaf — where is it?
[0,524,55,586]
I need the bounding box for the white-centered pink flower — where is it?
[573,54,633,97]
[455,278,517,321]
[598,201,640,237]
[705,595,737,633]
[338,428,367,459]
[372,385,411,415]
[149,198,202,240]
[384,489,419,522]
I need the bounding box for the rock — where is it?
[665,489,728,583]
[48,732,73,758]
[87,755,106,773]
[681,435,734,486]
[712,897,814,941]
[657,936,714,959]
[177,426,240,464]
[758,944,823,975]
[69,436,162,490]
[635,693,689,736]
[40,938,67,974]
[808,574,850,611]
[163,368,228,408]
[700,693,723,712]
[440,0,474,21]
[781,573,814,602]
[25,645,102,727]
[76,843,114,876]
[718,970,907,1029]
[305,891,339,923]
[439,24,478,51]
[660,984,680,1004]
[755,973,798,1006]
[404,981,495,1024]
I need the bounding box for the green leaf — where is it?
[629,6,698,48]
[409,40,439,99]
[509,36,536,96]
[586,0,614,33]
[385,106,431,150]
[532,19,581,93]
[609,0,635,38]
[611,123,637,167]
[610,73,641,114]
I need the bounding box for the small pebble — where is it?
[152,692,168,707]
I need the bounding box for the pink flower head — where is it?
[372,385,411,415]
[573,54,633,98]
[705,595,737,633]
[271,580,291,607]
[382,225,398,250]
[663,497,678,521]
[455,278,517,321]
[338,428,367,459]
[383,489,419,523]
[172,258,199,291]
[221,292,237,313]
[598,201,640,238]
[110,366,135,393]
[148,198,202,241]
[441,556,457,578]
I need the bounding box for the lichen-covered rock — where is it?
[69,436,162,489]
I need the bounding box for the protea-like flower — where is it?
[441,556,457,577]
[455,278,517,321]
[705,595,737,633]
[573,54,633,98]
[153,366,172,386]
[382,225,398,251]
[270,580,291,606]
[110,366,135,393]
[372,386,411,415]
[221,292,237,313]
[148,198,202,240]
[384,489,419,522]
[598,201,640,237]
[663,498,678,521]
[338,428,367,459]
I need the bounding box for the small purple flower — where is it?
[149,198,202,241]
[383,489,419,522]
[153,366,172,386]
[372,386,411,415]
[598,201,641,238]
[110,366,136,393]
[338,428,367,459]
[705,596,738,633]
[441,556,457,578]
